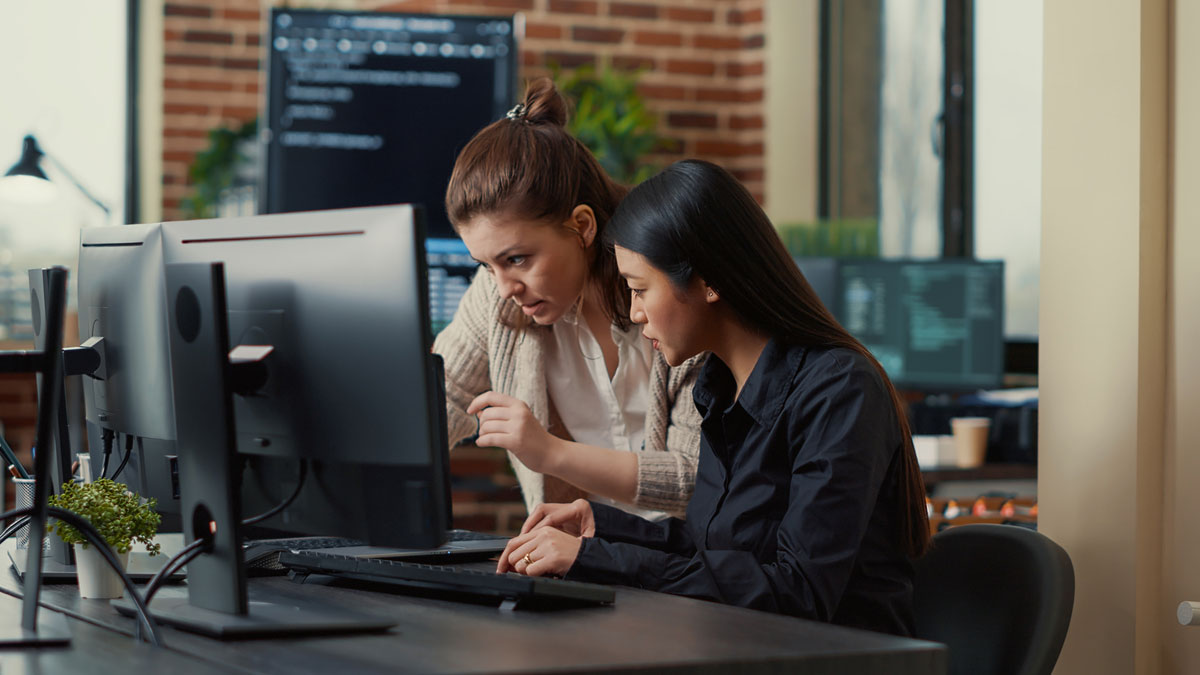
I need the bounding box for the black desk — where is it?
[0,554,945,673]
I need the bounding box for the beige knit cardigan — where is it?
[432,270,705,517]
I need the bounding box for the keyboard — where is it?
[243,536,364,574]
[278,549,615,609]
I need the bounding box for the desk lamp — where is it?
[0,134,110,217]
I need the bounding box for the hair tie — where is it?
[506,103,528,122]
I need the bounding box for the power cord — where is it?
[110,434,134,482]
[242,460,308,526]
[99,428,115,479]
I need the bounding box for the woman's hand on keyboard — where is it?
[496,526,582,578]
[519,499,595,538]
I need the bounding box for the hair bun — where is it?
[521,77,569,128]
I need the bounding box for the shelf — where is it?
[921,463,1037,486]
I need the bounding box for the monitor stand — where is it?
[115,262,394,638]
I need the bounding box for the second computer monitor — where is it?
[834,258,1005,392]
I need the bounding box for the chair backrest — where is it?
[913,524,1074,675]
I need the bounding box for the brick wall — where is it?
[160,0,765,220]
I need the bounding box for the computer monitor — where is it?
[262,8,519,241]
[76,224,183,530]
[116,205,450,636]
[833,258,1005,392]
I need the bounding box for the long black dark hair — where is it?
[605,159,929,558]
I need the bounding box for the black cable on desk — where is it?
[242,459,308,526]
[46,507,163,646]
[0,505,163,646]
[140,537,206,608]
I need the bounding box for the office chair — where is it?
[913,523,1074,675]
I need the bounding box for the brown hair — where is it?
[606,160,931,558]
[446,77,631,329]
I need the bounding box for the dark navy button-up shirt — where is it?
[565,339,915,636]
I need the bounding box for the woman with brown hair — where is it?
[433,78,703,520]
[496,159,930,636]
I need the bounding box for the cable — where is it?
[241,460,308,526]
[0,505,162,646]
[0,516,28,544]
[46,507,163,646]
[141,538,207,608]
[99,428,115,479]
[110,434,134,481]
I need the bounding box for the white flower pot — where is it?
[74,543,129,599]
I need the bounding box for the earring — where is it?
[707,291,715,298]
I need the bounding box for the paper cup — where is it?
[950,417,991,468]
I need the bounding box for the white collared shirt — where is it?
[544,308,670,521]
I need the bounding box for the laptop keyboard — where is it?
[278,549,615,609]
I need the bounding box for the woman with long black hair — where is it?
[495,159,930,636]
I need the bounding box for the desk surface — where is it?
[0,552,945,674]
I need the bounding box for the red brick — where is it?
[728,8,764,24]
[665,7,715,23]
[740,88,764,103]
[165,3,211,18]
[637,83,688,100]
[693,34,741,50]
[244,82,260,93]
[612,55,656,71]
[548,0,598,14]
[165,54,215,66]
[572,26,624,43]
[634,31,683,47]
[545,51,597,68]
[246,34,261,47]
[164,128,209,138]
[696,87,740,103]
[666,59,716,76]
[163,151,195,163]
[524,22,563,40]
[732,168,765,182]
[694,140,763,157]
[164,29,183,42]
[727,61,764,77]
[221,57,260,70]
[164,78,235,92]
[183,30,234,45]
[221,106,259,119]
[450,0,534,8]
[222,8,260,21]
[522,51,541,67]
[729,115,764,130]
[743,34,765,49]
[667,112,718,129]
[164,103,210,115]
[610,2,658,19]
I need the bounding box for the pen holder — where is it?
[12,477,51,553]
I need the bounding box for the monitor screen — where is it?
[834,259,1005,392]
[262,8,519,241]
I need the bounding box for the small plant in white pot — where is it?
[48,478,162,599]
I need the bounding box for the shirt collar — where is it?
[693,338,807,427]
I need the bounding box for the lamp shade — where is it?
[4,135,48,181]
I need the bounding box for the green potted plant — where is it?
[48,478,162,598]
[554,64,664,185]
